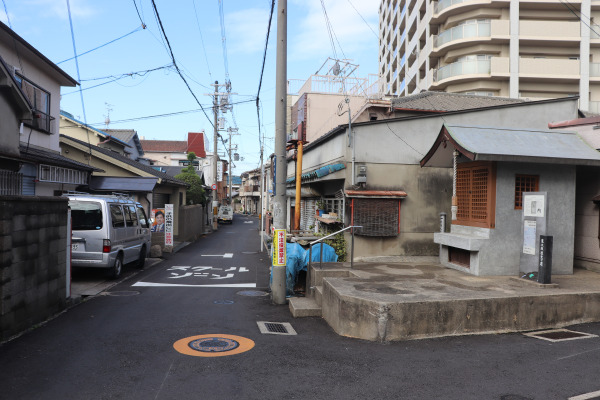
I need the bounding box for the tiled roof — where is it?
[60,135,188,187]
[140,140,187,153]
[104,129,136,143]
[392,91,524,112]
[19,144,102,172]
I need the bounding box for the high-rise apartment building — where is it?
[379,0,600,112]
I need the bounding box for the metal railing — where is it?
[308,225,362,271]
[305,225,361,297]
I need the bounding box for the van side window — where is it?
[125,205,138,227]
[110,205,125,228]
[136,206,150,228]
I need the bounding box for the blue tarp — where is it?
[270,242,339,296]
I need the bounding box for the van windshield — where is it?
[71,201,103,230]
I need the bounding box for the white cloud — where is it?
[25,0,97,20]
[289,0,379,64]
[226,8,271,55]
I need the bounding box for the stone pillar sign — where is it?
[519,192,548,274]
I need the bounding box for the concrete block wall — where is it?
[177,204,205,242]
[0,196,68,341]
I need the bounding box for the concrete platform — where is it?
[290,261,600,342]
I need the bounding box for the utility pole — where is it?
[227,127,239,205]
[212,81,219,231]
[272,0,287,305]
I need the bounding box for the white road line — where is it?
[569,390,600,400]
[132,282,257,288]
[200,253,234,258]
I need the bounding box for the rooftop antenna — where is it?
[104,102,113,129]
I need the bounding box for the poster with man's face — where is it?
[151,208,165,232]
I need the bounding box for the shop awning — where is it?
[286,163,345,184]
[345,190,407,199]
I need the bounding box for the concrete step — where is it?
[289,296,321,318]
[314,285,323,307]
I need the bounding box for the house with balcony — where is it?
[379,0,600,113]
[0,21,97,196]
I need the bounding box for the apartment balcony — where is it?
[434,59,492,83]
[520,58,579,82]
[435,21,491,48]
[431,56,580,90]
[519,20,580,45]
[431,20,508,56]
[590,63,600,78]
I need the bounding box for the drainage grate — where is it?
[524,329,598,342]
[257,321,297,335]
[500,395,533,400]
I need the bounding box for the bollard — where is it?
[440,212,447,233]
[538,235,553,284]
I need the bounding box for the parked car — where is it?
[217,205,233,224]
[65,193,151,279]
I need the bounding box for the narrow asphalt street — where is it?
[2,214,600,400]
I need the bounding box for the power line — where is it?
[256,0,276,154]
[62,64,174,95]
[192,0,212,79]
[347,0,378,39]
[66,0,92,159]
[57,25,145,64]
[60,98,256,127]
[218,0,230,81]
[132,0,146,27]
[150,0,214,129]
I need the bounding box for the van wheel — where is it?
[137,246,146,268]
[109,255,123,280]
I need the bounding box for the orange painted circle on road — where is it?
[173,334,255,357]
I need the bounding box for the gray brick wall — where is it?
[0,196,68,341]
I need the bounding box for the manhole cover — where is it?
[213,299,234,305]
[188,337,239,353]
[104,291,140,297]
[257,321,297,335]
[237,290,268,297]
[173,334,254,357]
[524,329,598,342]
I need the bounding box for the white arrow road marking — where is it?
[133,282,256,288]
[200,253,233,258]
[244,221,254,224]
[569,390,600,400]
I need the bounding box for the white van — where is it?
[66,193,151,279]
[218,205,233,224]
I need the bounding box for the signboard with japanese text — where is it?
[217,161,223,182]
[273,229,286,266]
[165,204,174,246]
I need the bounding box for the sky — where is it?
[1,0,380,175]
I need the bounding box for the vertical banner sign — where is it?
[273,229,286,266]
[217,161,223,182]
[165,204,174,247]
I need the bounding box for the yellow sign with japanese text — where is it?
[273,229,286,266]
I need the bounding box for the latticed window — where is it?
[353,198,399,237]
[514,175,539,209]
[455,162,496,228]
